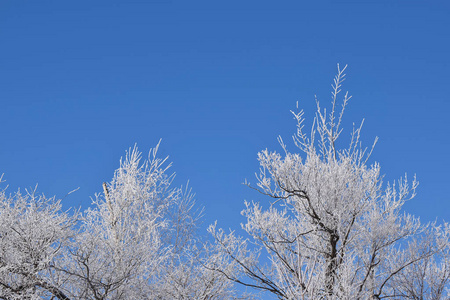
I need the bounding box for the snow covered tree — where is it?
[208,65,450,299]
[0,179,76,300]
[3,65,448,300]
[54,143,237,299]
[0,144,237,300]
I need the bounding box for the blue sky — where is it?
[1,0,449,240]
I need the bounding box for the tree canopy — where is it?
[0,66,448,299]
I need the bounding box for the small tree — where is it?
[0,180,76,300]
[209,65,450,299]
[56,143,237,299]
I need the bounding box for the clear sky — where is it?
[1,0,449,244]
